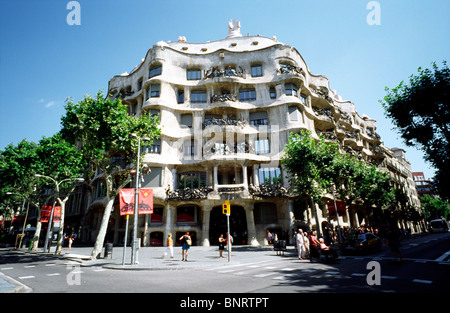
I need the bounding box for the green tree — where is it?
[0,140,43,247]
[60,92,161,259]
[381,61,450,200]
[420,194,450,220]
[281,130,339,236]
[34,132,87,253]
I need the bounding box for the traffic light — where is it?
[222,200,230,215]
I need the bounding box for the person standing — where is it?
[218,234,226,258]
[162,233,174,259]
[296,229,305,260]
[179,232,191,261]
[309,230,320,262]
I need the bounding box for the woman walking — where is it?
[179,232,191,261]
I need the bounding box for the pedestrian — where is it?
[179,232,191,261]
[296,229,305,260]
[68,235,74,251]
[303,231,310,258]
[387,227,403,262]
[162,233,174,259]
[309,230,320,262]
[225,232,233,253]
[266,229,273,245]
[218,234,226,258]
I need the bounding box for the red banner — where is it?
[40,205,61,223]
[119,188,153,216]
[327,200,346,218]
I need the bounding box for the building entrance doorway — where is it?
[209,205,248,245]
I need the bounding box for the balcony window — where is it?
[149,65,162,78]
[178,172,206,189]
[258,167,281,184]
[142,139,161,154]
[285,83,298,97]
[239,88,256,101]
[187,69,201,80]
[147,84,160,98]
[251,64,263,77]
[191,90,207,103]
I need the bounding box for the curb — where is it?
[0,272,32,293]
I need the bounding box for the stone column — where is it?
[164,203,175,241]
[201,205,212,246]
[213,163,219,191]
[245,205,259,246]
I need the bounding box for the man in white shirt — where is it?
[296,229,305,260]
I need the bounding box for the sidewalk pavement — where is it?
[0,244,315,292]
[60,244,295,270]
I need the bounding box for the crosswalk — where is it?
[203,258,332,282]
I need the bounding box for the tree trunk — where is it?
[90,197,115,259]
[55,199,67,255]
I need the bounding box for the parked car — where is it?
[343,232,382,254]
[429,219,449,233]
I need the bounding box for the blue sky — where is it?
[1,0,449,180]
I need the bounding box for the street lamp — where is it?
[34,174,84,253]
[129,133,151,265]
[6,192,28,249]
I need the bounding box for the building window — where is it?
[176,205,199,223]
[187,69,201,80]
[251,64,263,77]
[178,89,184,104]
[288,105,302,122]
[137,78,143,91]
[269,87,276,99]
[149,65,162,78]
[183,138,199,157]
[285,83,298,97]
[150,205,164,224]
[178,172,206,189]
[95,180,106,199]
[255,138,270,155]
[254,203,277,224]
[191,90,207,103]
[239,88,256,101]
[149,231,163,246]
[300,94,307,105]
[142,139,161,154]
[180,113,193,128]
[141,167,162,187]
[258,167,281,184]
[148,84,160,98]
[249,111,268,126]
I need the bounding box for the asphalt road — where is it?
[1,232,449,297]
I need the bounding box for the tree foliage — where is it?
[60,92,161,258]
[282,130,395,228]
[420,194,450,220]
[380,61,450,200]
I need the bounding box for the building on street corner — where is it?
[23,20,422,248]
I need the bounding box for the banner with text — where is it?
[119,188,153,216]
[327,200,346,218]
[40,205,61,223]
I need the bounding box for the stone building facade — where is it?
[80,21,421,247]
